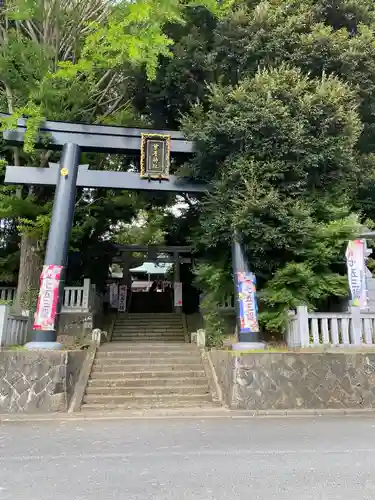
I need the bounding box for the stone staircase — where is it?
[111,313,186,342]
[81,314,216,411]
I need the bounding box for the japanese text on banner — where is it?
[237,272,259,333]
[33,265,63,331]
[346,239,368,309]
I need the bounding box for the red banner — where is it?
[33,265,63,331]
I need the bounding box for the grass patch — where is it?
[224,349,288,354]
[224,347,289,354]
[4,345,27,351]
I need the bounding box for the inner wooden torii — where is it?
[3,115,260,349]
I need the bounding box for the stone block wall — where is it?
[57,312,96,346]
[185,313,204,336]
[210,350,375,410]
[0,350,85,413]
[58,312,94,335]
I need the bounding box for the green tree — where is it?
[184,66,364,332]
[128,6,219,128]
[209,0,375,206]
[0,0,228,311]
[0,0,139,310]
[126,0,375,334]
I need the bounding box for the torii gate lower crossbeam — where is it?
[5,164,207,193]
[5,139,261,349]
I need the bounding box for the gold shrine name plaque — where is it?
[140,133,171,180]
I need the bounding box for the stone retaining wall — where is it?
[57,312,95,344]
[0,350,85,413]
[210,350,375,410]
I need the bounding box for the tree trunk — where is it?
[13,234,43,314]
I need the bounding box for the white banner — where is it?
[346,239,368,309]
[109,283,118,308]
[118,285,127,312]
[174,282,183,307]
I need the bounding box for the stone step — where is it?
[114,318,183,323]
[113,331,185,336]
[115,326,184,330]
[112,332,185,337]
[81,400,215,411]
[96,353,198,360]
[96,351,200,360]
[114,325,184,329]
[113,327,184,332]
[113,333,185,338]
[85,385,210,396]
[83,393,213,405]
[113,330,184,334]
[94,355,201,364]
[90,369,206,379]
[114,330,184,334]
[113,327,183,331]
[114,325,183,328]
[115,314,184,323]
[116,314,181,317]
[99,342,192,351]
[98,345,197,351]
[111,339,186,343]
[114,325,184,330]
[115,321,183,325]
[117,314,182,319]
[111,337,185,342]
[88,376,207,387]
[93,357,202,371]
[93,362,202,372]
[112,332,185,336]
[115,318,183,323]
[91,362,205,372]
[94,361,202,369]
[96,355,200,362]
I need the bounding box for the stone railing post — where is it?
[296,305,310,347]
[350,306,362,346]
[0,304,9,347]
[286,310,298,347]
[91,328,102,345]
[82,278,91,311]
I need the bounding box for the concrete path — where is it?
[1,416,375,499]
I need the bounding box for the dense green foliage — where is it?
[0,0,228,309]
[185,66,364,331]
[2,0,375,337]
[146,0,375,334]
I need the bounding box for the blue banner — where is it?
[237,272,259,334]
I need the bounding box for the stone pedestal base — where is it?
[25,342,63,350]
[232,342,266,351]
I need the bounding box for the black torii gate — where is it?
[3,116,261,349]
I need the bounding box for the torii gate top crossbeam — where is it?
[1,113,194,154]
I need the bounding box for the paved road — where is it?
[1,415,375,499]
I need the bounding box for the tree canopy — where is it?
[2,0,375,339]
[0,0,228,310]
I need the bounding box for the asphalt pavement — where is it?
[1,415,375,499]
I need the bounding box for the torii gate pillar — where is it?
[231,231,263,350]
[26,143,81,349]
